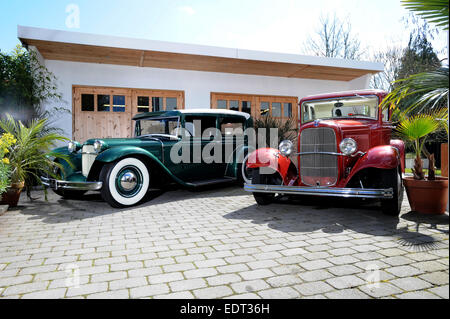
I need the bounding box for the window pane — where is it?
[272,102,281,117]
[229,100,239,111]
[260,102,269,116]
[81,94,94,111]
[166,97,177,111]
[113,95,125,112]
[137,96,149,106]
[242,101,251,114]
[152,97,163,112]
[97,95,110,112]
[284,103,292,117]
[217,100,227,109]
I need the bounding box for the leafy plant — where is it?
[0,132,16,194]
[0,114,70,198]
[0,45,69,135]
[382,67,449,117]
[401,0,449,30]
[254,115,298,148]
[395,110,447,180]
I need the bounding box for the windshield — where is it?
[301,96,380,123]
[136,117,180,137]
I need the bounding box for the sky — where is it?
[0,0,448,61]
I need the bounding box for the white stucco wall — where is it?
[43,59,371,139]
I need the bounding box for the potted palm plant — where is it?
[396,110,448,214]
[0,114,69,207]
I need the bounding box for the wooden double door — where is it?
[72,86,184,141]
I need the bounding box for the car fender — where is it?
[92,146,189,186]
[344,145,401,186]
[390,139,406,173]
[246,148,296,184]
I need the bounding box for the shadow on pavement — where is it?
[224,195,447,251]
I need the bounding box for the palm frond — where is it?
[381,67,449,115]
[402,0,449,30]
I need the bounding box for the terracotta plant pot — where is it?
[403,176,448,215]
[0,181,25,208]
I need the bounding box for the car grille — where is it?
[82,145,96,177]
[300,127,338,186]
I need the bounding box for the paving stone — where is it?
[428,285,449,299]
[231,280,271,293]
[91,271,127,283]
[325,288,370,299]
[240,269,275,280]
[193,286,234,299]
[419,272,449,286]
[258,287,300,299]
[297,269,333,282]
[170,278,207,292]
[326,275,365,289]
[395,291,441,299]
[327,265,363,276]
[386,265,424,277]
[154,291,195,299]
[207,274,241,286]
[359,282,403,298]
[390,277,434,291]
[294,281,334,296]
[383,256,414,266]
[266,274,302,287]
[87,289,130,299]
[301,260,334,271]
[184,267,218,279]
[130,284,170,298]
[224,293,261,299]
[21,288,67,299]
[217,263,250,274]
[109,277,148,290]
[66,282,108,297]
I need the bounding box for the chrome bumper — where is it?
[41,176,103,191]
[244,183,393,199]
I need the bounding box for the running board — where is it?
[186,177,237,187]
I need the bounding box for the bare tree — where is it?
[369,45,403,91]
[302,14,362,60]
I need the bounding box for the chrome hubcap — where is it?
[120,172,138,191]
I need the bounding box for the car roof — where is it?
[133,109,251,120]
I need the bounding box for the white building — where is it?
[18,26,383,141]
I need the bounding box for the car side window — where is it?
[184,116,218,139]
[219,118,244,136]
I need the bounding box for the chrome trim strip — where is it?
[296,152,344,156]
[41,176,103,191]
[244,183,393,199]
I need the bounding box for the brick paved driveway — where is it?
[0,186,448,299]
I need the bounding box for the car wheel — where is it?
[53,189,87,199]
[99,157,150,208]
[251,169,282,205]
[380,167,403,216]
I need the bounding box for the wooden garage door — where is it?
[72,86,184,141]
[211,92,298,123]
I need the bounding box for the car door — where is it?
[181,115,222,181]
[218,116,246,176]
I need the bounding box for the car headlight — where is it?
[68,141,80,153]
[339,138,357,155]
[279,140,294,156]
[93,140,104,153]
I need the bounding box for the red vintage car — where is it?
[244,90,405,215]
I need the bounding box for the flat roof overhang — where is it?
[18,26,383,81]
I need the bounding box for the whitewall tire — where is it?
[100,157,150,208]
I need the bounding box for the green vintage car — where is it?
[42,109,254,207]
